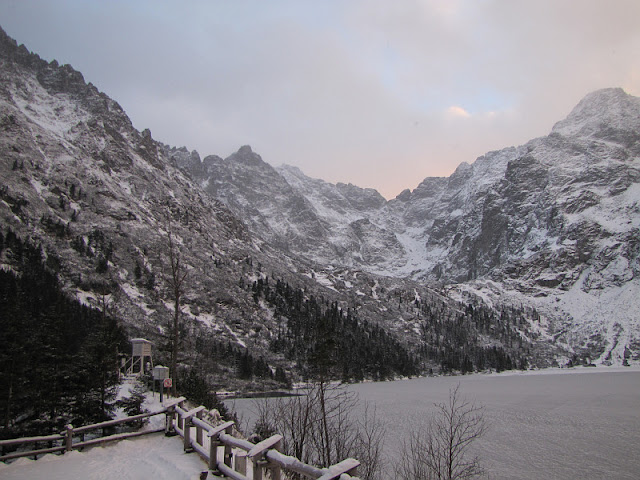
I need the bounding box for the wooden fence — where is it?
[0,398,176,463]
[171,398,360,479]
[0,396,361,480]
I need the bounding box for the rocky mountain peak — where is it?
[0,26,86,97]
[551,87,640,141]
[228,144,268,169]
[237,144,254,155]
[1,20,638,372]
[335,182,386,210]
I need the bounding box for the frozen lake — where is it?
[228,367,640,479]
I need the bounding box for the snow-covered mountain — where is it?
[1,24,637,373]
[2,25,549,387]
[173,89,640,366]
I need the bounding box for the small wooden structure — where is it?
[128,338,153,375]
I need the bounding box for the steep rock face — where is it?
[408,89,640,364]
[276,165,403,266]
[381,89,640,364]
[171,146,335,257]
[0,26,270,356]
[1,24,636,368]
[3,26,547,385]
[172,87,640,364]
[172,148,404,267]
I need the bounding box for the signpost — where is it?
[162,378,172,402]
[153,366,170,402]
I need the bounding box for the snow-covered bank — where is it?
[0,433,209,480]
[480,364,640,377]
[0,379,209,480]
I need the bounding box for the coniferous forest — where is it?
[415,301,532,374]
[0,229,128,438]
[0,223,532,441]
[249,276,530,381]
[252,276,419,381]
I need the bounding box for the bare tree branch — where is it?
[400,384,486,480]
[162,215,188,396]
[251,382,386,480]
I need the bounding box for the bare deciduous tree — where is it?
[253,382,386,480]
[399,384,486,480]
[353,402,386,480]
[163,220,188,397]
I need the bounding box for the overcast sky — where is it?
[2,1,639,198]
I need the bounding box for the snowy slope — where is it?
[2,24,638,368]
[174,88,640,364]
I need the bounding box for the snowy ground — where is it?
[0,434,211,480]
[0,380,211,480]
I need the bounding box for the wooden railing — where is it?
[171,398,360,480]
[0,397,182,463]
[1,396,361,480]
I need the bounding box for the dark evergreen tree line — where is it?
[416,299,530,373]
[0,228,128,439]
[190,332,282,384]
[250,277,419,382]
[178,368,232,420]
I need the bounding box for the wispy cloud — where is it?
[447,106,472,119]
[1,0,639,199]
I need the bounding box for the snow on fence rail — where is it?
[171,398,361,480]
[1,395,361,479]
[0,397,177,463]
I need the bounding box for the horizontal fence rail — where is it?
[0,398,183,463]
[1,395,361,480]
[171,398,361,480]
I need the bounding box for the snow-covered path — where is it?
[0,431,210,480]
[0,380,212,480]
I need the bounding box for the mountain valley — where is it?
[1,25,639,399]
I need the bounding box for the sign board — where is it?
[153,365,169,380]
[163,378,173,388]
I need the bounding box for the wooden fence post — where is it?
[270,438,283,480]
[209,434,218,471]
[65,424,74,453]
[177,400,185,431]
[182,406,206,453]
[184,416,192,452]
[248,435,284,480]
[224,424,233,468]
[206,420,234,474]
[234,451,247,475]
[165,407,175,435]
[196,410,204,447]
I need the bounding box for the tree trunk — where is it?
[4,364,14,429]
[171,292,179,397]
[165,220,188,399]
[319,380,332,467]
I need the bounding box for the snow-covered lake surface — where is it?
[229,367,640,479]
[2,368,637,479]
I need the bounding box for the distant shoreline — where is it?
[223,364,640,400]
